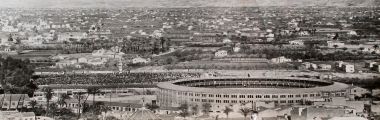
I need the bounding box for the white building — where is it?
[215,50,228,57]
[57,32,87,42]
[373,64,380,73]
[132,57,150,64]
[336,61,355,73]
[271,56,292,63]
[327,41,345,48]
[342,64,355,73]
[318,64,332,70]
[1,26,18,32]
[289,40,304,46]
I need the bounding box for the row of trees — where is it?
[38,87,113,120]
[177,103,256,120]
[0,56,38,97]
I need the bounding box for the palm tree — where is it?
[58,93,70,108]
[86,87,101,106]
[28,100,38,120]
[240,107,251,120]
[333,45,338,50]
[43,88,53,113]
[223,106,233,120]
[74,92,85,119]
[201,103,211,116]
[100,104,111,120]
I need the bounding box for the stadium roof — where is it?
[157,77,350,94]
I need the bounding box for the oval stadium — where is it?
[157,77,351,112]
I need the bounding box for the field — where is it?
[166,60,296,70]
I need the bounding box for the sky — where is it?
[0,0,374,8]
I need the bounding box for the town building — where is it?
[0,94,30,110]
[290,105,357,120]
[132,57,150,64]
[289,40,304,46]
[271,56,292,63]
[214,50,228,57]
[0,111,36,120]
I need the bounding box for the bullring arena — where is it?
[157,77,351,114]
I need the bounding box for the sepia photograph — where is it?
[0,0,379,120]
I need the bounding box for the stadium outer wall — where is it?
[157,77,350,112]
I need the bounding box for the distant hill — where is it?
[0,0,378,8]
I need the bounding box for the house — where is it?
[0,94,30,110]
[55,59,78,68]
[342,63,355,73]
[215,50,228,57]
[0,111,35,120]
[1,26,18,32]
[371,104,380,115]
[336,61,355,73]
[299,62,318,70]
[372,64,380,73]
[258,106,293,120]
[314,97,370,113]
[289,40,304,46]
[57,32,87,42]
[328,117,367,120]
[271,56,292,64]
[290,106,357,120]
[87,57,108,66]
[222,38,232,43]
[318,64,332,71]
[132,57,150,64]
[346,86,370,98]
[233,43,241,53]
[327,41,345,48]
[365,61,377,68]
[92,48,124,58]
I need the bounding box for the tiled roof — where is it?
[0,94,30,102]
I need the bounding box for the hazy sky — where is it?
[0,0,373,8]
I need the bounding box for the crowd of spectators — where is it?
[33,72,201,85]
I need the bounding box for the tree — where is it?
[48,102,58,118]
[58,93,71,108]
[342,47,348,51]
[0,57,36,96]
[359,47,365,51]
[74,92,86,119]
[178,103,190,118]
[86,87,100,106]
[29,100,38,109]
[373,45,379,50]
[191,105,199,116]
[240,107,251,120]
[146,103,159,113]
[333,45,338,50]
[55,108,77,120]
[43,88,53,115]
[201,103,212,116]
[105,116,120,120]
[223,106,233,119]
